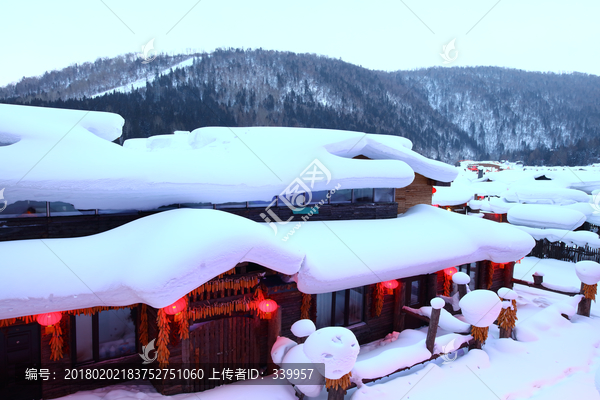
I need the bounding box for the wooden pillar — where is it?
[470,339,482,350]
[532,273,543,286]
[327,386,346,400]
[428,273,438,300]
[267,307,282,373]
[457,284,468,300]
[499,326,512,339]
[577,283,592,317]
[504,262,514,288]
[181,337,191,391]
[393,281,406,332]
[425,307,441,353]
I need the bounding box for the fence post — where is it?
[426,298,444,353]
[532,272,544,287]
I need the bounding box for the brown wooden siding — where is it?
[396,173,434,213]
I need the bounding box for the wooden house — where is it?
[0,105,535,399]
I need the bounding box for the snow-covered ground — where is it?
[50,257,600,400]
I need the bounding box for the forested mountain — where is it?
[2,49,599,165]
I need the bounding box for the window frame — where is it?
[317,287,365,328]
[70,308,138,366]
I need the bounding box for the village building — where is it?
[0,105,535,399]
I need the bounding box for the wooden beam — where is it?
[347,340,472,388]
[512,278,579,297]
[401,306,431,324]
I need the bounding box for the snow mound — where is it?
[459,290,502,328]
[291,319,316,338]
[507,204,586,230]
[515,296,582,342]
[430,297,445,310]
[271,336,297,365]
[498,287,517,300]
[432,185,473,206]
[303,326,359,380]
[452,272,470,285]
[575,261,600,285]
[417,306,471,333]
[281,344,324,397]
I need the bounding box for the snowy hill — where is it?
[1,49,599,165]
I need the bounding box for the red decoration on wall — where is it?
[444,267,458,277]
[382,280,399,295]
[163,297,187,315]
[258,299,278,319]
[432,187,437,194]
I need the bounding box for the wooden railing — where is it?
[528,239,600,263]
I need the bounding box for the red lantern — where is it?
[36,312,62,334]
[444,267,458,277]
[382,280,399,295]
[163,297,187,316]
[432,187,437,194]
[258,299,278,319]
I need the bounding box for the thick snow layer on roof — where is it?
[0,209,304,320]
[432,185,473,206]
[0,205,534,319]
[514,226,600,248]
[0,104,457,211]
[292,205,535,294]
[469,197,519,214]
[502,183,589,205]
[507,204,587,230]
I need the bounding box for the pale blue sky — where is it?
[1,0,598,86]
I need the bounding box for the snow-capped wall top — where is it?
[0,205,534,319]
[0,104,457,211]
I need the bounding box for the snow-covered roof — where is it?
[507,204,587,230]
[0,205,534,319]
[0,104,458,211]
[432,185,473,206]
[291,205,535,294]
[0,209,304,320]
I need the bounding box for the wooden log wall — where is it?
[39,310,143,399]
[0,204,398,242]
[395,173,434,214]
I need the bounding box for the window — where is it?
[73,309,137,364]
[404,276,426,307]
[215,202,247,209]
[307,190,330,205]
[410,280,420,305]
[374,188,395,203]
[330,189,352,204]
[316,287,364,328]
[353,188,374,203]
[458,263,477,290]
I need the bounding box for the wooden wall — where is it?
[395,173,434,214]
[0,203,398,242]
